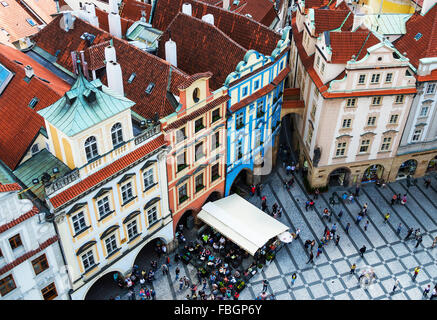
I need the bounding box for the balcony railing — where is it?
[45,169,80,196]
[134,125,161,145]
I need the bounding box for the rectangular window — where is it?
[395,95,404,104]
[176,127,186,143]
[0,275,16,297]
[212,131,220,150]
[81,250,95,272]
[195,173,204,192]
[121,182,134,203]
[97,196,111,218]
[346,98,356,107]
[389,114,399,124]
[426,83,436,94]
[178,184,188,204]
[342,119,352,128]
[211,108,220,123]
[176,152,187,172]
[316,55,320,67]
[367,116,377,126]
[9,234,22,250]
[310,103,317,119]
[254,80,259,90]
[41,282,58,300]
[320,62,325,75]
[32,254,49,275]
[381,137,392,151]
[242,86,248,97]
[358,74,366,84]
[127,220,138,240]
[370,74,380,84]
[385,73,393,83]
[359,139,370,153]
[419,106,429,117]
[105,234,117,256]
[236,112,244,130]
[256,100,264,118]
[195,142,204,161]
[371,97,382,105]
[143,168,154,189]
[194,118,204,133]
[72,212,87,234]
[147,207,158,225]
[236,141,243,160]
[335,142,347,157]
[211,163,220,182]
[412,129,422,142]
[255,130,261,148]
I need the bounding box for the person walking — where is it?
[412,266,420,281]
[175,267,180,280]
[331,223,337,237]
[401,194,407,205]
[338,209,343,220]
[424,178,431,189]
[277,207,283,218]
[423,284,431,297]
[305,200,310,212]
[431,236,437,248]
[359,245,366,257]
[392,279,400,292]
[345,223,351,234]
[202,278,207,291]
[162,264,169,275]
[396,223,402,235]
[430,288,437,300]
[309,199,315,210]
[335,235,340,246]
[350,264,356,274]
[348,194,354,203]
[391,194,397,206]
[291,273,297,286]
[405,227,414,240]
[356,215,363,225]
[250,184,256,196]
[364,220,369,232]
[383,212,390,224]
[179,278,184,291]
[304,239,312,251]
[306,250,314,264]
[262,279,269,292]
[310,240,316,251]
[316,244,323,258]
[295,228,301,240]
[415,236,423,249]
[314,188,320,199]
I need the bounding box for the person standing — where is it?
[202,278,207,291]
[412,266,420,281]
[415,236,423,249]
[356,215,363,225]
[338,210,343,220]
[175,267,180,280]
[310,240,316,251]
[430,287,437,300]
[355,184,360,197]
[179,278,184,291]
[424,178,431,189]
[262,279,269,292]
[405,227,414,240]
[350,264,356,274]
[359,245,366,257]
[392,279,400,292]
[305,200,310,212]
[309,199,315,210]
[335,235,340,246]
[316,244,323,258]
[314,188,320,199]
[250,184,256,196]
[345,223,351,234]
[364,220,369,232]
[423,285,431,297]
[291,273,297,286]
[401,194,407,205]
[396,223,402,235]
[391,194,397,206]
[295,228,301,240]
[431,236,437,248]
[383,212,390,223]
[331,223,337,237]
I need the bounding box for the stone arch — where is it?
[396,159,418,179]
[362,164,385,183]
[328,167,351,187]
[84,268,125,300]
[225,166,254,196]
[426,155,437,173]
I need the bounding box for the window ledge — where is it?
[98,210,115,222]
[143,182,158,193]
[333,156,347,159]
[127,233,141,244]
[82,263,100,277]
[148,220,161,229]
[121,196,137,207]
[73,225,91,238]
[106,247,121,259]
[378,150,391,154]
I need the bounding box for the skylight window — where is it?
[28,97,39,109]
[1,2,9,7]
[0,63,13,95]
[414,33,422,41]
[26,18,36,27]
[145,82,155,94]
[128,73,136,84]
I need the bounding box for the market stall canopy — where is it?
[197,194,289,256]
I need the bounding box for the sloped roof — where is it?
[120,0,152,21]
[152,0,281,56]
[0,183,21,193]
[0,44,70,170]
[228,0,279,27]
[38,74,135,136]
[393,4,437,68]
[157,13,247,90]
[329,31,381,63]
[313,8,353,34]
[20,0,57,24]
[31,15,190,121]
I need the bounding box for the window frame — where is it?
[97,195,111,219]
[358,74,366,85]
[147,206,159,226]
[72,211,87,235]
[111,122,124,148]
[9,234,23,250]
[81,250,96,273]
[385,73,393,83]
[335,142,347,157]
[32,254,50,276]
[41,282,58,300]
[359,139,370,153]
[211,163,220,182]
[127,220,139,241]
[370,73,380,84]
[380,137,392,151]
[121,182,134,204]
[0,274,16,297]
[178,184,188,204]
[143,167,154,190]
[84,136,99,162]
[104,234,118,256]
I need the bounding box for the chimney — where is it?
[105,46,124,96]
[222,0,230,10]
[24,65,34,79]
[202,14,214,25]
[421,0,435,15]
[62,11,73,32]
[85,2,99,28]
[165,38,177,67]
[182,3,192,15]
[108,11,122,38]
[352,13,365,31]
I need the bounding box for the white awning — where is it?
[197,194,289,256]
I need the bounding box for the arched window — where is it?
[111,123,123,147]
[84,136,98,161]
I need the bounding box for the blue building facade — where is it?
[224,28,291,196]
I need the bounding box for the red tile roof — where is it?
[329,31,381,63]
[393,4,437,68]
[0,44,70,170]
[152,0,281,56]
[228,0,279,27]
[0,206,39,234]
[313,8,353,34]
[177,72,213,90]
[305,0,331,9]
[157,13,248,90]
[95,7,135,37]
[49,134,167,209]
[0,183,22,193]
[417,68,437,82]
[120,0,152,21]
[32,15,190,121]
[272,66,291,85]
[0,236,58,276]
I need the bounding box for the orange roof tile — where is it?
[0,0,40,43]
[0,43,70,170]
[313,8,353,34]
[0,183,22,192]
[120,0,152,21]
[49,134,167,209]
[329,31,380,63]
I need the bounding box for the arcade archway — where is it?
[84,270,124,300]
[362,164,384,183]
[328,167,351,187]
[426,156,437,173]
[397,159,418,179]
[229,168,253,196]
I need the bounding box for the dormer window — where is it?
[193,88,200,103]
[84,136,99,162]
[414,33,422,41]
[111,122,123,147]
